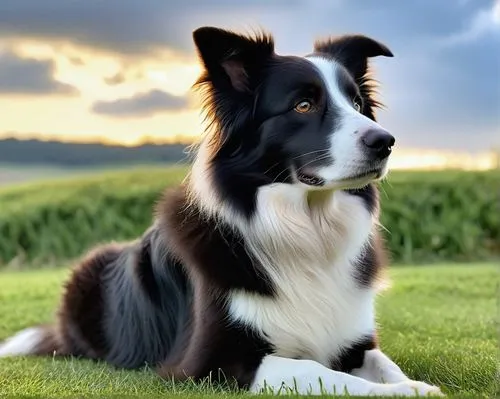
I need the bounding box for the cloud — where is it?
[68,56,85,66]
[104,72,126,86]
[438,1,500,46]
[91,89,188,117]
[0,51,78,95]
[0,0,297,55]
[375,30,500,152]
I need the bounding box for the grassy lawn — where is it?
[0,263,497,398]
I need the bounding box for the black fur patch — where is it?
[345,183,379,215]
[353,233,387,288]
[134,232,161,305]
[101,231,192,369]
[157,186,275,296]
[155,186,276,386]
[333,335,377,373]
[158,303,273,389]
[58,244,121,359]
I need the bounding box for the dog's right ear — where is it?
[193,27,274,93]
[314,35,393,81]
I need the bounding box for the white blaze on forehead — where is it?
[305,56,354,112]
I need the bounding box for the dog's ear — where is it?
[314,35,393,80]
[193,26,274,93]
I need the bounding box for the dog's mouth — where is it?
[294,166,384,189]
[340,168,383,182]
[296,171,325,187]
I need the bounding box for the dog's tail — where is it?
[0,325,66,358]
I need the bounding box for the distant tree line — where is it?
[0,138,192,167]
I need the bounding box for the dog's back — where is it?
[0,226,192,369]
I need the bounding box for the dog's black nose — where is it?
[361,128,395,159]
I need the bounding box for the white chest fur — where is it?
[227,185,377,366]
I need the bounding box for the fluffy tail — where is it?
[0,326,64,358]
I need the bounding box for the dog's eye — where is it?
[294,100,312,113]
[353,96,362,112]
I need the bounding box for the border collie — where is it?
[0,27,443,397]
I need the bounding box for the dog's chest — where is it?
[227,188,377,366]
[228,264,376,366]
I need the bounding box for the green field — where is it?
[0,167,498,397]
[0,167,499,267]
[0,163,182,187]
[0,263,497,397]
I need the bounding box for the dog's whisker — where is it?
[269,154,331,185]
[263,150,330,176]
[295,155,331,174]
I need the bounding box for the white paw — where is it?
[388,380,444,396]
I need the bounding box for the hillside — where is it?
[0,138,191,167]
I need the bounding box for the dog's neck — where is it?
[187,140,338,221]
[186,142,375,270]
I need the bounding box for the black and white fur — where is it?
[0,27,443,397]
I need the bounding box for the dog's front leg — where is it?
[350,349,444,395]
[351,349,409,383]
[250,355,443,396]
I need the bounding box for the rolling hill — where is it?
[0,138,191,167]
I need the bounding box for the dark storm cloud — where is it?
[0,0,498,150]
[376,34,500,151]
[0,51,78,95]
[0,0,298,54]
[0,0,494,55]
[91,89,188,117]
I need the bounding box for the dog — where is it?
[0,26,443,396]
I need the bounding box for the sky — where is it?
[0,0,499,153]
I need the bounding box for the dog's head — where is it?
[193,26,394,193]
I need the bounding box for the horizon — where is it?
[1,134,498,171]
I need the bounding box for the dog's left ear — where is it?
[193,26,275,93]
[314,35,393,80]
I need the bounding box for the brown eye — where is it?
[295,100,312,113]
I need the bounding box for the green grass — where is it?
[0,263,497,398]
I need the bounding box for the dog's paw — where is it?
[387,380,444,396]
